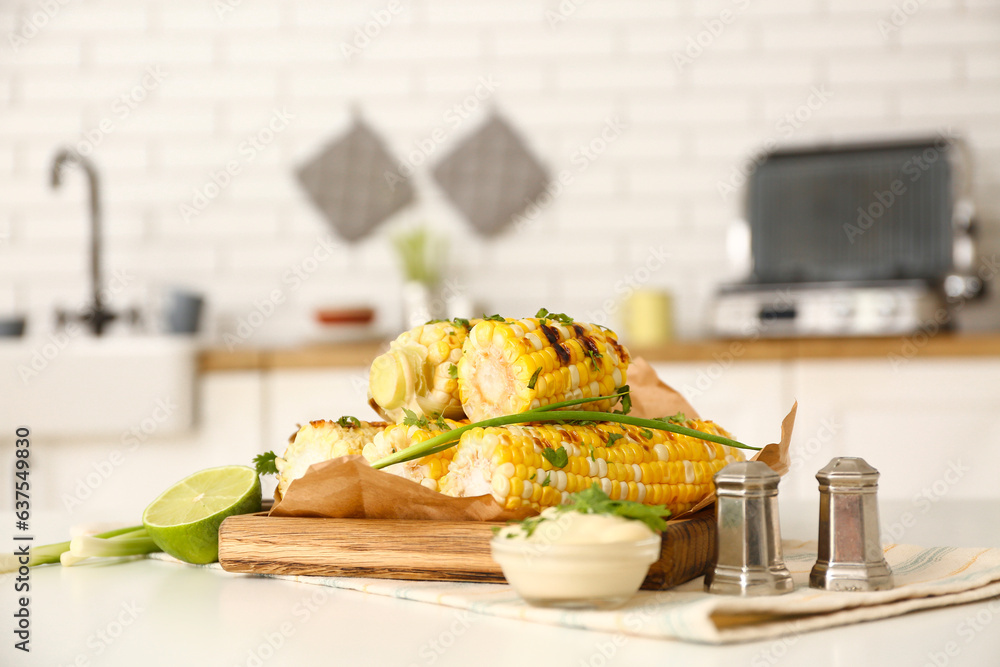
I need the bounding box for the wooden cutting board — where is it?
[218,510,716,590]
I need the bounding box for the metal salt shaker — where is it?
[810,457,893,591]
[705,461,794,596]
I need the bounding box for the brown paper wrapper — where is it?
[270,356,796,522]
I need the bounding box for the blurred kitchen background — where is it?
[2,0,1000,520]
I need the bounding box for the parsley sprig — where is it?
[541,446,569,469]
[499,484,672,537]
[535,307,574,325]
[253,451,278,476]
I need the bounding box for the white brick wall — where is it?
[2,0,999,341]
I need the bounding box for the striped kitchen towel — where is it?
[152,541,1000,644]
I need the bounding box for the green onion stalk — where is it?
[1,525,159,572]
[372,390,759,470]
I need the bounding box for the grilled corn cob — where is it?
[362,419,465,491]
[457,317,630,422]
[438,420,743,515]
[368,320,477,423]
[275,419,386,501]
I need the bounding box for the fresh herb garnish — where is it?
[640,428,653,439]
[527,367,541,389]
[535,307,574,325]
[401,408,429,428]
[589,444,596,461]
[664,412,686,424]
[606,432,624,447]
[253,451,278,476]
[453,317,470,328]
[612,384,632,415]
[434,415,451,431]
[541,446,569,469]
[448,364,458,378]
[336,415,361,428]
[482,314,506,321]
[500,484,672,538]
[561,484,672,533]
[584,347,602,372]
[540,474,551,488]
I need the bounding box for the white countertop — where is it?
[4,500,1000,667]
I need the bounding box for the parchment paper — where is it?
[270,357,796,521]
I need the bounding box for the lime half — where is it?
[142,465,261,564]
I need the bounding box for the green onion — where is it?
[0,525,157,572]
[69,529,158,559]
[372,399,758,470]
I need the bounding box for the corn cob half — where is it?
[457,317,630,423]
[368,320,477,423]
[438,420,743,516]
[362,419,466,491]
[275,419,386,501]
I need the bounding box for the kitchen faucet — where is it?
[50,148,132,336]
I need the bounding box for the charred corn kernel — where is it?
[369,319,479,423]
[274,419,387,502]
[438,419,744,516]
[456,317,631,422]
[361,418,465,490]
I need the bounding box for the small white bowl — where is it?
[490,534,662,609]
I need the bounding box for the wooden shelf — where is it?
[198,333,1000,373]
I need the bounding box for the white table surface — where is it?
[4,500,1000,667]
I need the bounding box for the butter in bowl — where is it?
[490,486,668,609]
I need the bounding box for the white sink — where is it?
[1,336,196,438]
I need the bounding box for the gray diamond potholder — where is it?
[432,113,549,237]
[296,118,415,242]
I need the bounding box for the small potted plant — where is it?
[392,226,447,329]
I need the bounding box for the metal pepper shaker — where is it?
[810,457,893,592]
[705,461,794,596]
